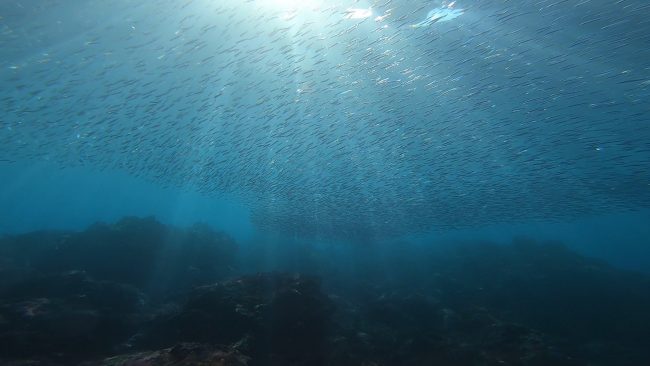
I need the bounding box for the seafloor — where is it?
[0,217,648,366]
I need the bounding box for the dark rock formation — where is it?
[140,273,334,366]
[0,271,143,362]
[0,217,238,299]
[81,343,250,366]
[1,218,649,365]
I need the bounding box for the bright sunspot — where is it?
[258,0,322,10]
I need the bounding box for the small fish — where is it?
[0,0,648,240]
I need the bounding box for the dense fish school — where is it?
[1,0,649,239]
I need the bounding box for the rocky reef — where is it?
[1,218,649,365]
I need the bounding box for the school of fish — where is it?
[1,0,649,240]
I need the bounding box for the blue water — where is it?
[2,161,648,272]
[1,0,650,365]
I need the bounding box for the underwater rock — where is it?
[140,272,334,365]
[0,217,238,298]
[0,231,67,294]
[0,361,63,366]
[435,238,650,345]
[1,220,649,365]
[326,290,585,366]
[0,271,144,362]
[80,343,250,366]
[86,343,249,366]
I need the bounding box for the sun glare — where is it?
[259,0,322,10]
